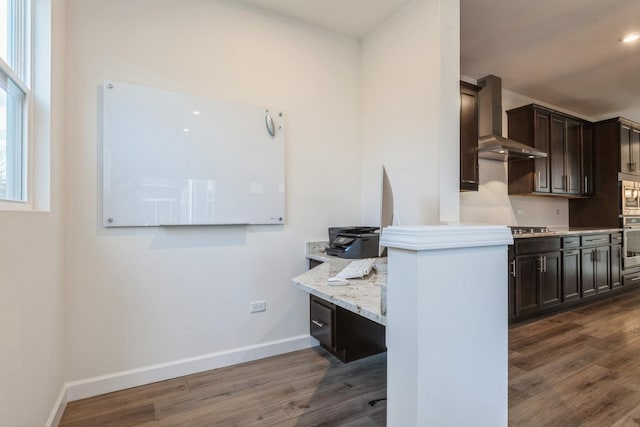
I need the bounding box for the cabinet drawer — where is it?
[624,271,640,287]
[562,237,580,249]
[581,234,610,247]
[515,237,561,255]
[611,233,622,245]
[310,297,334,349]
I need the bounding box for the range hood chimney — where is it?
[476,75,547,161]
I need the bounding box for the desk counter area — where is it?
[292,242,387,326]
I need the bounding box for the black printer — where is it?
[326,226,380,259]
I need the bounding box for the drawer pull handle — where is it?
[630,277,640,282]
[312,319,325,328]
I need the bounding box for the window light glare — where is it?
[621,33,640,43]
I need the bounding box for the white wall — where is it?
[0,1,66,426]
[460,87,596,227]
[361,0,459,226]
[63,0,363,381]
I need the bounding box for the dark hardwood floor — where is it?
[61,286,640,426]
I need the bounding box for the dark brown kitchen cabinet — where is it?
[534,110,551,192]
[515,255,539,316]
[513,237,562,318]
[514,252,561,316]
[611,244,622,289]
[510,232,628,324]
[309,295,385,363]
[621,124,640,174]
[570,118,640,227]
[460,81,480,191]
[541,252,562,307]
[507,104,592,197]
[562,249,581,302]
[565,118,583,194]
[550,115,567,194]
[581,125,594,196]
[580,235,611,297]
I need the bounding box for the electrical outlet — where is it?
[555,208,561,215]
[516,209,524,215]
[250,300,266,313]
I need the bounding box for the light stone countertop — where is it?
[292,241,387,326]
[512,227,622,239]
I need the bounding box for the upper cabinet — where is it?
[460,81,480,191]
[507,104,593,198]
[614,119,640,175]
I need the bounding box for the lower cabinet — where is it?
[515,252,561,317]
[581,242,611,297]
[510,232,626,323]
[612,244,622,289]
[562,249,581,302]
[309,295,386,363]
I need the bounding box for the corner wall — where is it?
[63,0,363,382]
[361,0,460,226]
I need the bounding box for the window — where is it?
[0,0,29,203]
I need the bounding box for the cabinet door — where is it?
[460,83,479,191]
[541,252,562,308]
[595,246,611,293]
[581,125,594,195]
[310,298,334,350]
[632,128,640,175]
[563,249,581,302]
[551,115,567,193]
[566,119,582,194]
[621,125,633,173]
[611,244,622,289]
[581,249,597,297]
[515,255,540,316]
[534,110,551,193]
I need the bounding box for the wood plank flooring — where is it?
[59,347,387,426]
[61,286,640,426]
[509,287,640,427]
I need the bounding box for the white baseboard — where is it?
[45,386,68,427]
[64,334,315,403]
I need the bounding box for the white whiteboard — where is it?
[102,81,285,227]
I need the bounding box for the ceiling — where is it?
[241,0,640,122]
[462,0,640,121]
[240,0,412,39]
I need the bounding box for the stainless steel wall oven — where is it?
[623,216,640,268]
[622,180,640,216]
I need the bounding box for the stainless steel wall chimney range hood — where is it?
[476,75,548,161]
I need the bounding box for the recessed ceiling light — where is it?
[183,128,190,133]
[193,111,200,115]
[528,155,535,159]
[621,33,640,43]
